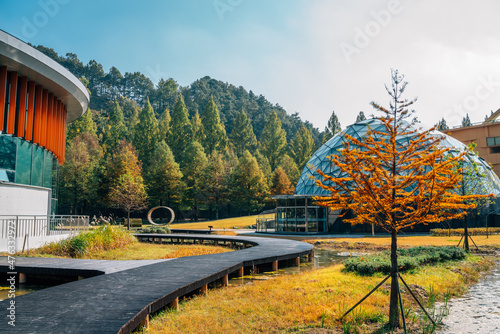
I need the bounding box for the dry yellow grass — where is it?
[170,214,271,230]
[85,243,231,260]
[306,234,500,248]
[142,256,494,333]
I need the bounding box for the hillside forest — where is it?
[34,45,349,220]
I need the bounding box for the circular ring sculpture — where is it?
[147,206,175,226]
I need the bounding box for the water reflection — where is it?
[436,260,500,334]
[230,248,346,285]
[0,284,50,301]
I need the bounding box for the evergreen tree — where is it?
[133,98,159,163]
[230,108,257,156]
[203,151,231,219]
[277,154,301,185]
[254,149,272,182]
[145,141,184,208]
[101,101,127,156]
[437,117,449,131]
[259,111,287,170]
[461,114,472,127]
[59,132,103,214]
[231,150,269,215]
[66,109,97,143]
[201,96,228,153]
[356,111,367,123]
[169,95,193,161]
[158,108,172,143]
[290,125,315,170]
[182,141,208,221]
[270,167,294,196]
[323,110,342,142]
[191,110,205,144]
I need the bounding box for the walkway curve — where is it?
[0,234,313,334]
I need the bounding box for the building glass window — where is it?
[43,150,52,188]
[32,145,44,186]
[0,134,16,171]
[15,139,32,185]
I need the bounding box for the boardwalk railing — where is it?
[0,215,89,239]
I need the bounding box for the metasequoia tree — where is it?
[314,70,484,329]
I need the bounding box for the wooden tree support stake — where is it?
[398,274,435,327]
[396,274,407,334]
[340,274,391,321]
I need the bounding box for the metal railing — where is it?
[0,215,89,238]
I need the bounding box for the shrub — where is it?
[343,246,466,275]
[140,226,171,234]
[25,225,136,258]
[430,227,500,236]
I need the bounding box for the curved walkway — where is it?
[0,234,313,334]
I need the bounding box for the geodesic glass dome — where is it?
[295,118,500,196]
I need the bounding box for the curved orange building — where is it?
[0,30,89,215]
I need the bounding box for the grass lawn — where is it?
[306,234,500,249]
[169,214,271,230]
[140,254,495,334]
[134,235,500,333]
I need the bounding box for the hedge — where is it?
[343,246,466,276]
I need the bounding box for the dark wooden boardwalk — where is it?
[0,234,313,334]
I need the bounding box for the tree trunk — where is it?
[389,228,400,328]
[127,210,131,231]
[464,215,469,251]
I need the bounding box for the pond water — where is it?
[436,260,500,334]
[0,283,51,301]
[229,248,347,285]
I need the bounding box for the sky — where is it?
[1,0,500,131]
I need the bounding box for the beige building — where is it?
[446,108,500,178]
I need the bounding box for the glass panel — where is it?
[51,198,58,215]
[0,169,15,182]
[15,139,32,185]
[296,208,305,219]
[43,151,52,188]
[52,159,59,199]
[0,134,16,171]
[496,137,500,146]
[32,145,44,186]
[307,221,318,232]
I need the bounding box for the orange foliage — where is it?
[314,83,488,233]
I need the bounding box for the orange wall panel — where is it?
[17,76,28,138]
[25,81,36,141]
[40,89,48,147]
[0,66,7,131]
[46,93,54,152]
[33,85,43,143]
[7,71,18,134]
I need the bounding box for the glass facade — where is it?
[275,196,327,233]
[295,119,500,197]
[0,133,58,210]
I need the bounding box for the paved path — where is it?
[0,234,313,334]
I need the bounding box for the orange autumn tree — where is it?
[314,70,485,329]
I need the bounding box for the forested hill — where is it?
[33,45,322,145]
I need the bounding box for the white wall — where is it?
[0,183,50,215]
